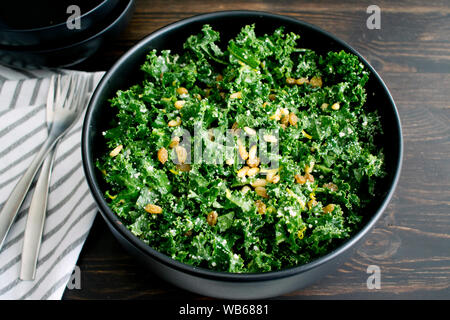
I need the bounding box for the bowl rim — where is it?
[0,0,114,32]
[0,0,134,54]
[82,10,403,281]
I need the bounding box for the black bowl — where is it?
[82,11,403,299]
[0,0,119,47]
[0,0,134,69]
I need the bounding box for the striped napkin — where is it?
[0,65,104,299]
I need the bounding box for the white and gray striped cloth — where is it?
[0,65,104,299]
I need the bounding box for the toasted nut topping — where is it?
[251,179,267,187]
[255,200,266,214]
[175,146,188,164]
[295,174,307,184]
[207,211,218,226]
[177,87,188,95]
[331,102,340,110]
[168,116,181,127]
[238,144,249,161]
[145,204,163,214]
[289,112,298,127]
[169,136,180,149]
[268,93,277,101]
[237,166,250,178]
[216,74,223,82]
[286,77,296,85]
[254,186,269,198]
[323,204,335,214]
[244,127,256,136]
[263,134,278,143]
[272,175,280,184]
[305,173,315,182]
[176,163,191,172]
[230,91,242,99]
[266,171,276,183]
[295,77,309,85]
[157,147,168,164]
[247,157,260,168]
[241,185,251,194]
[174,100,185,110]
[248,145,257,160]
[247,167,260,177]
[321,103,329,110]
[109,145,123,157]
[309,76,323,88]
[323,182,338,192]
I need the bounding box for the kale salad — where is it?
[97,24,386,273]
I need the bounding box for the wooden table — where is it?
[63,0,450,299]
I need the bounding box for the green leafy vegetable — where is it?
[97,24,386,273]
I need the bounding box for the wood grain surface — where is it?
[63,0,450,299]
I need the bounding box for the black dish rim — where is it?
[82,10,403,282]
[0,0,111,32]
[0,0,133,54]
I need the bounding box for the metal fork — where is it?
[0,73,89,252]
[20,75,63,281]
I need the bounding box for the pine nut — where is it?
[254,186,268,198]
[230,91,242,99]
[145,204,163,214]
[255,200,266,214]
[237,166,250,178]
[109,145,123,157]
[244,127,256,136]
[157,147,168,164]
[177,87,188,95]
[251,179,267,187]
[289,112,298,127]
[331,102,340,110]
[239,144,249,161]
[174,100,185,110]
[323,204,335,214]
[175,146,188,164]
[286,77,296,85]
[295,77,308,85]
[247,167,260,177]
[207,211,218,226]
[309,76,323,88]
[295,174,307,184]
[168,116,181,127]
[263,134,278,143]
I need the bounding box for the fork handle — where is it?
[0,133,59,251]
[20,147,56,281]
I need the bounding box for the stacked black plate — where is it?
[0,0,135,69]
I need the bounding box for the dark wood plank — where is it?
[63,0,450,300]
